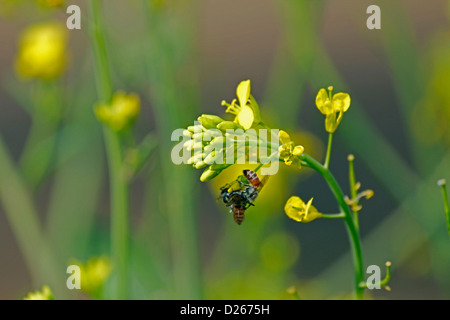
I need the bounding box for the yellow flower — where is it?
[315,86,351,133]
[23,285,54,300]
[221,80,261,130]
[36,0,64,8]
[284,196,322,223]
[95,91,140,132]
[72,256,112,298]
[15,23,68,80]
[278,130,304,166]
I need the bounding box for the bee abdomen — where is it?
[233,206,245,225]
[243,170,261,187]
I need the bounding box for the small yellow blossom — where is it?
[36,0,64,8]
[315,86,351,133]
[95,91,140,132]
[72,256,112,298]
[15,23,68,80]
[278,130,304,166]
[284,196,322,223]
[23,285,54,300]
[221,80,261,130]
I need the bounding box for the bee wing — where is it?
[257,174,270,191]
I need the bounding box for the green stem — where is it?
[19,81,61,190]
[88,0,129,299]
[322,212,345,219]
[301,153,364,300]
[438,179,450,239]
[324,133,333,169]
[254,162,264,173]
[0,136,62,295]
[348,155,359,230]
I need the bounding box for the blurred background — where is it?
[0,0,449,299]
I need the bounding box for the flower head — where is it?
[284,196,322,223]
[23,285,54,300]
[183,116,232,182]
[15,22,68,80]
[278,130,304,167]
[95,91,140,132]
[71,256,112,299]
[221,80,261,130]
[315,86,351,133]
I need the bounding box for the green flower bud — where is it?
[188,125,204,133]
[183,140,194,150]
[217,121,245,132]
[183,129,192,138]
[194,161,208,169]
[200,167,221,182]
[198,114,225,129]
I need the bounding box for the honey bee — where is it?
[220,170,268,225]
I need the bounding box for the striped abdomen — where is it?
[243,170,261,187]
[232,205,245,225]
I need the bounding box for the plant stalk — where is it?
[301,153,364,300]
[88,0,129,299]
[324,132,333,169]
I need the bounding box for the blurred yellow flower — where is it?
[74,256,112,298]
[36,0,64,8]
[278,130,304,167]
[23,285,54,300]
[315,86,351,133]
[284,196,322,223]
[15,23,68,80]
[222,80,261,130]
[260,232,300,272]
[95,91,141,132]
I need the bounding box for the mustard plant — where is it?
[175,80,391,299]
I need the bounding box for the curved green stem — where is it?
[88,0,129,299]
[300,153,364,300]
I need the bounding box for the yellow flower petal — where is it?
[94,91,140,132]
[24,285,54,300]
[316,88,332,115]
[15,23,68,80]
[292,145,304,156]
[302,208,322,223]
[284,196,303,221]
[284,196,322,223]
[279,130,292,145]
[332,93,351,112]
[236,80,251,108]
[237,105,254,130]
[325,112,337,133]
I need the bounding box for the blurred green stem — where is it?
[142,0,202,299]
[438,179,450,239]
[19,81,61,190]
[300,153,364,300]
[0,136,62,293]
[88,0,129,299]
